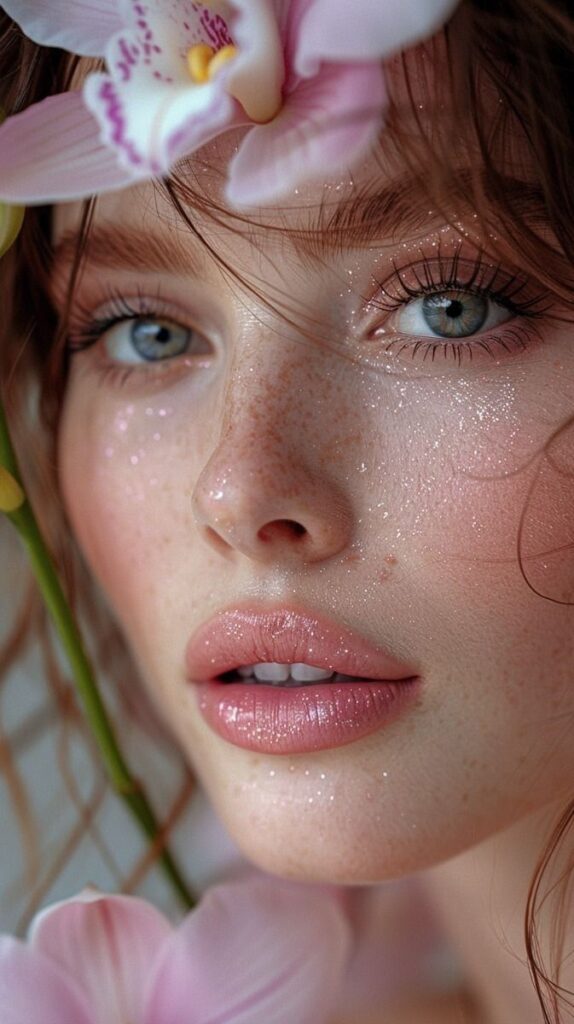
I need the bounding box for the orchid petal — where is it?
[83,2,239,175]
[144,877,351,1024]
[84,70,237,176]
[0,92,134,203]
[0,936,94,1024]
[295,0,461,76]
[227,60,386,207]
[30,890,172,1024]
[0,0,122,56]
[224,0,285,123]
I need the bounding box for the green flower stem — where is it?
[0,401,195,910]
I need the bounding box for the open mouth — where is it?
[189,608,421,753]
[217,661,398,686]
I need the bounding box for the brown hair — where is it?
[1,1,574,1018]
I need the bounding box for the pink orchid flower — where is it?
[0,876,351,1023]
[0,0,459,208]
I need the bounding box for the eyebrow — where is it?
[304,171,549,254]
[52,221,207,280]
[51,172,548,280]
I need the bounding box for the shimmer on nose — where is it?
[191,444,353,565]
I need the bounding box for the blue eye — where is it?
[103,316,210,365]
[395,288,512,340]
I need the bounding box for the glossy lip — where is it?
[186,606,421,755]
[185,606,419,682]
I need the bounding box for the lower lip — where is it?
[196,678,421,754]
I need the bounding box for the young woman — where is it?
[1,1,574,1021]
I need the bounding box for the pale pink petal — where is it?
[83,2,238,175]
[30,890,172,1024]
[143,877,352,1024]
[0,0,122,56]
[295,0,461,76]
[0,93,135,203]
[0,936,94,1024]
[224,0,284,123]
[227,61,386,207]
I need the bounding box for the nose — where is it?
[191,409,354,566]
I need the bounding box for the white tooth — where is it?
[291,663,333,682]
[238,666,255,678]
[253,662,290,683]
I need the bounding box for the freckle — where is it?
[343,552,362,565]
[385,554,398,565]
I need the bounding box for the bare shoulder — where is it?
[331,986,478,1024]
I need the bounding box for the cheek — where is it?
[355,364,574,582]
[517,418,574,603]
[57,388,202,648]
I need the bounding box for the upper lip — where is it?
[185,605,419,682]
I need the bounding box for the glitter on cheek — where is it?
[90,396,187,508]
[113,403,135,435]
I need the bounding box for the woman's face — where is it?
[53,98,574,883]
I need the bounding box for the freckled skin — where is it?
[54,141,574,892]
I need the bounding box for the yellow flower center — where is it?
[0,466,25,513]
[187,43,238,84]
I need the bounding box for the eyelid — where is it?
[66,285,211,353]
[358,243,555,369]
[371,247,548,313]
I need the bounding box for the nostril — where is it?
[258,519,307,544]
[204,525,233,555]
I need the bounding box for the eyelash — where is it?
[67,287,197,386]
[66,251,552,386]
[369,249,551,365]
[69,288,179,351]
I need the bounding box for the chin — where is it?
[201,784,473,886]
[184,718,549,886]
